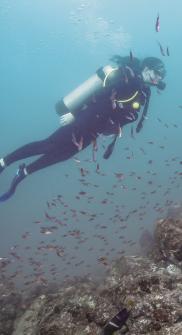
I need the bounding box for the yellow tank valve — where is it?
[132,101,140,109]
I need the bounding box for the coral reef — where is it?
[1,206,182,335]
[0,280,23,335]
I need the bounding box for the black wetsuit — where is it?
[3,67,149,175]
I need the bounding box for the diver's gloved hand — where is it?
[0,158,6,174]
[59,112,75,126]
[0,164,27,202]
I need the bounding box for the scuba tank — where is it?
[55,65,119,117]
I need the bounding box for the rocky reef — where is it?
[1,205,182,335]
[0,280,23,335]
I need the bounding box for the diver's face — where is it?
[142,66,162,85]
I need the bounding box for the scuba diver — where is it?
[0,55,166,201]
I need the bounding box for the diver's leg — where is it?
[26,146,78,174]
[0,128,92,202]
[0,142,79,202]
[0,126,70,173]
[0,163,28,202]
[3,140,52,166]
[0,140,52,175]
[0,145,79,202]
[26,129,93,174]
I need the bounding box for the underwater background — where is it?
[0,0,181,290]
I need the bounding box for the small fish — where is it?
[79,191,87,195]
[103,135,117,159]
[129,50,133,62]
[157,118,162,122]
[114,172,124,180]
[130,126,135,139]
[166,46,170,56]
[92,139,98,162]
[56,249,64,257]
[72,133,83,151]
[155,14,160,32]
[139,147,146,155]
[158,41,165,56]
[73,157,81,163]
[96,163,100,174]
[44,211,54,220]
[34,220,42,225]
[80,167,85,177]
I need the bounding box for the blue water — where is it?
[0,0,181,289]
